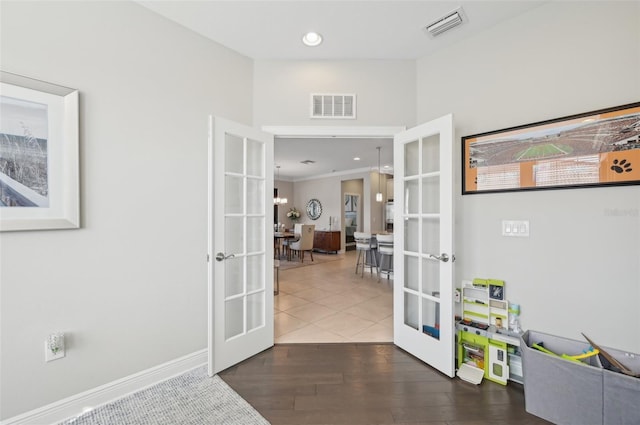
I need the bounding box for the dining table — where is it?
[274,232,296,259]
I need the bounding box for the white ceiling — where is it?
[275,137,393,180]
[137,1,546,179]
[138,1,545,60]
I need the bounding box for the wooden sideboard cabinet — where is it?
[313,230,341,254]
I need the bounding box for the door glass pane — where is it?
[422,176,439,214]
[247,178,263,215]
[404,218,419,253]
[404,255,419,291]
[225,257,244,298]
[225,217,244,255]
[422,297,441,340]
[246,138,264,177]
[246,255,264,292]
[225,175,244,214]
[422,217,440,255]
[404,179,419,214]
[323,96,332,116]
[247,292,264,332]
[404,140,419,177]
[421,258,440,297]
[225,133,244,174]
[404,292,419,330]
[225,297,244,340]
[246,217,263,254]
[421,134,440,174]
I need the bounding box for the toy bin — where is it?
[599,345,640,425]
[520,330,603,425]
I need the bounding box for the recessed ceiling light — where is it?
[353,157,361,161]
[384,165,391,169]
[302,32,323,47]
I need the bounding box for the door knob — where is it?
[429,253,450,262]
[215,252,235,262]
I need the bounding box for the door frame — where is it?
[264,125,455,374]
[207,125,402,375]
[263,125,404,253]
[342,191,362,251]
[262,126,405,139]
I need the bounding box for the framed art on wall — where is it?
[0,71,79,231]
[462,102,640,195]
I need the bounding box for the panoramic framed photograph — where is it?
[0,71,79,231]
[462,102,640,195]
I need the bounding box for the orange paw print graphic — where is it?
[611,159,632,174]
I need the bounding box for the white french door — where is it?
[208,116,274,375]
[393,114,455,378]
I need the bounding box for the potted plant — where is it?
[286,207,301,222]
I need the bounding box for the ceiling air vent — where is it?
[425,7,465,37]
[311,93,356,119]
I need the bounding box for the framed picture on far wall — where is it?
[462,102,640,195]
[0,71,79,231]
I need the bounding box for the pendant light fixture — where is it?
[274,166,288,205]
[376,147,383,203]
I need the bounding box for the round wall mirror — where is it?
[306,199,322,220]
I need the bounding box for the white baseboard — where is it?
[1,349,207,425]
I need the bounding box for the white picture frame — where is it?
[0,71,79,231]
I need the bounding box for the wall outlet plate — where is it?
[45,341,65,362]
[45,334,65,362]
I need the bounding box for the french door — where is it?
[393,114,455,378]
[207,116,274,375]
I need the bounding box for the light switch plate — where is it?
[502,220,529,237]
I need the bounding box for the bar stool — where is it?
[354,232,378,278]
[376,234,394,281]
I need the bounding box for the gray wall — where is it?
[253,60,416,128]
[0,1,253,418]
[417,1,640,352]
[2,0,639,420]
[282,170,387,249]
[254,59,416,235]
[293,171,374,239]
[274,179,294,226]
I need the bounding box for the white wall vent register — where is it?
[425,7,465,37]
[310,93,356,119]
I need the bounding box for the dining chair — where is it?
[376,233,394,281]
[289,224,315,262]
[354,232,378,278]
[282,223,302,259]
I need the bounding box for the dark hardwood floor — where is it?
[219,343,551,425]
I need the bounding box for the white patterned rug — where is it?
[58,366,269,425]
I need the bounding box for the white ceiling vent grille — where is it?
[425,7,465,37]
[311,93,356,119]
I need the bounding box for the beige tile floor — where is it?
[275,250,393,343]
